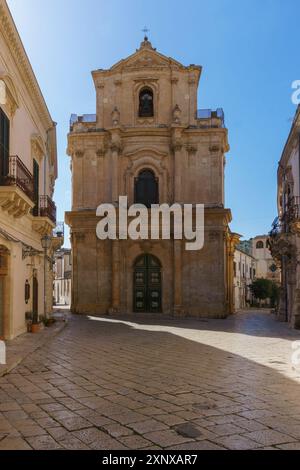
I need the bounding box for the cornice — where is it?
[0,1,53,130]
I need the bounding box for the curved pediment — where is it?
[109,39,191,73]
[123,147,168,161]
[0,71,19,115]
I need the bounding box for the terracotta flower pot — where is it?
[31,323,40,334]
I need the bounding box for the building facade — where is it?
[66,37,237,318]
[269,105,300,328]
[53,248,72,306]
[233,248,256,310]
[0,0,59,339]
[250,235,280,283]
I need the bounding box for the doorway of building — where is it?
[133,254,162,313]
[0,247,9,339]
[32,274,39,323]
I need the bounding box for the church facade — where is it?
[66,37,237,318]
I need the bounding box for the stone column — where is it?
[96,144,106,203]
[226,232,240,315]
[188,73,197,125]
[174,143,182,203]
[73,151,84,210]
[110,240,120,313]
[111,145,119,204]
[109,129,122,204]
[96,82,105,128]
[173,240,184,316]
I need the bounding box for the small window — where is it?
[256,241,264,249]
[134,169,158,208]
[139,88,154,118]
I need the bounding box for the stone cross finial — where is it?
[142,26,150,40]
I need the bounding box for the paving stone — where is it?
[72,427,108,445]
[244,429,296,446]
[144,429,192,447]
[101,423,134,438]
[214,434,261,450]
[276,442,300,450]
[208,423,246,436]
[119,434,154,449]
[0,402,22,412]
[156,414,186,426]
[167,440,225,450]
[0,436,32,450]
[26,434,62,450]
[60,416,92,431]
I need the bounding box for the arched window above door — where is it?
[139,88,154,117]
[134,169,159,208]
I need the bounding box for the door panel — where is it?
[133,254,161,313]
[32,277,38,323]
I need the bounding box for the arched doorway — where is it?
[133,254,162,313]
[32,272,39,324]
[0,246,9,339]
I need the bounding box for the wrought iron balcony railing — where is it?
[279,196,300,231]
[0,155,34,201]
[33,195,57,224]
[269,196,300,238]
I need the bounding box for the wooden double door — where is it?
[133,254,162,313]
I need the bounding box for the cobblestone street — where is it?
[1,310,300,450]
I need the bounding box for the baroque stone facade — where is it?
[66,37,236,318]
[0,0,60,339]
[269,105,300,328]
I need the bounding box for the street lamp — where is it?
[41,234,52,319]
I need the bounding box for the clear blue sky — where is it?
[7,0,300,246]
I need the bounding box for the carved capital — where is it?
[186,144,197,155]
[96,147,106,158]
[74,150,84,159]
[171,140,183,153]
[110,142,122,154]
[74,232,85,242]
[209,144,220,153]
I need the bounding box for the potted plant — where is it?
[25,311,33,333]
[31,309,41,334]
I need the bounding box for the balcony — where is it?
[268,198,300,264]
[32,195,57,235]
[0,156,34,218]
[281,196,300,229]
[33,196,56,223]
